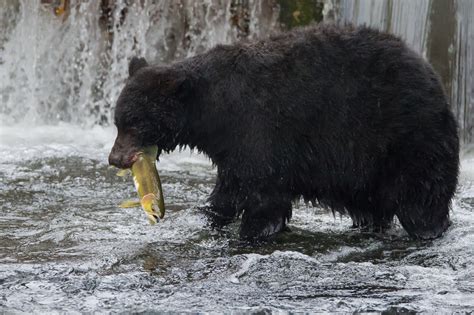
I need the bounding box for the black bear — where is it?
[109,24,459,241]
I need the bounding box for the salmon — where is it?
[118,146,165,224]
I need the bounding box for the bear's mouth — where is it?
[109,147,140,169]
[123,152,140,169]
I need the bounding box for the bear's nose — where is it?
[108,149,137,169]
[108,151,123,168]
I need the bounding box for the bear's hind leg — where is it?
[395,184,452,240]
[390,109,458,239]
[382,166,455,240]
[397,203,451,240]
[239,194,292,241]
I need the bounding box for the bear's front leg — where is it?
[202,191,238,227]
[239,193,292,241]
[201,169,239,227]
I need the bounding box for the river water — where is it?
[1,0,474,313]
[1,125,473,313]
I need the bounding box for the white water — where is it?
[1,125,473,312]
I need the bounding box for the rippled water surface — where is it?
[1,125,473,313]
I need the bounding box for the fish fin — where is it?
[119,200,141,208]
[116,169,131,177]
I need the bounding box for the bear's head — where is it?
[108,57,191,168]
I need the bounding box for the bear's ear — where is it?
[128,56,148,77]
[160,71,193,99]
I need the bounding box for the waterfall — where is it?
[0,0,278,127]
[0,0,472,143]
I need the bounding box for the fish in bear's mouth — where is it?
[114,145,166,224]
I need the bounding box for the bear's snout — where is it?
[108,149,118,167]
[108,150,130,169]
[108,147,138,169]
[109,132,140,169]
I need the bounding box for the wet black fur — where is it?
[110,24,460,241]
